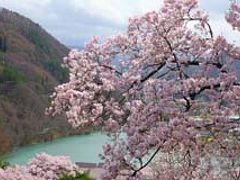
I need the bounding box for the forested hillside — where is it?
[0,8,76,154]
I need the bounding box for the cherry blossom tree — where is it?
[47,0,240,179]
[0,153,82,180]
[27,153,80,180]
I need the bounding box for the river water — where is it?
[4,132,109,165]
[6,115,239,166]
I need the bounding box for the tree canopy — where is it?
[47,0,240,179]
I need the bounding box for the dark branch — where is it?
[132,145,162,177]
[140,62,166,83]
[100,64,122,75]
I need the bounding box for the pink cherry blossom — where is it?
[0,153,81,180]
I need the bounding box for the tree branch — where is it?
[100,64,122,75]
[132,145,162,177]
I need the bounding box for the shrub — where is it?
[0,160,10,169]
[59,171,94,180]
[0,64,27,83]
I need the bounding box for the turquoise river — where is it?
[4,132,109,165]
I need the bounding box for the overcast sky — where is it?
[0,0,238,47]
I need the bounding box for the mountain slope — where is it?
[0,8,75,154]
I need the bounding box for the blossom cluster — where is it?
[226,1,240,31]
[0,153,81,180]
[0,166,41,180]
[27,153,79,179]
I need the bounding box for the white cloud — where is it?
[72,0,163,25]
[210,14,239,44]
[0,0,238,46]
[0,0,50,11]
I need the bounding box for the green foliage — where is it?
[59,171,94,180]
[0,51,5,62]
[0,64,27,83]
[43,60,69,83]
[0,116,5,127]
[28,31,50,54]
[0,160,10,169]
